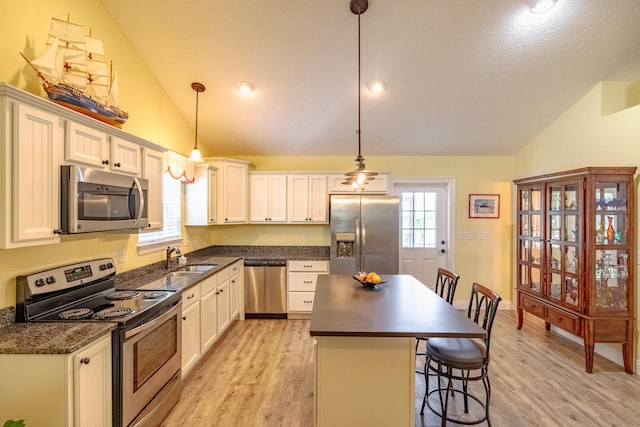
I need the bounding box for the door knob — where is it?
[440,249,446,254]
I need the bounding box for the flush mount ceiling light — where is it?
[236,81,255,94]
[343,0,378,190]
[368,80,387,93]
[189,82,205,162]
[530,0,558,13]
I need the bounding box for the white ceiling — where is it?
[101,0,640,157]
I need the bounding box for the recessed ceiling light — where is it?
[368,80,387,93]
[530,0,558,13]
[236,81,255,94]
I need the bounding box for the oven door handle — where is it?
[125,301,181,340]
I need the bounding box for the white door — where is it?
[394,181,452,289]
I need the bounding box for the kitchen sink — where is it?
[166,271,202,278]
[179,264,218,272]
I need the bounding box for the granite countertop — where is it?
[0,320,115,355]
[0,246,330,355]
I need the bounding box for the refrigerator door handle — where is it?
[361,219,367,272]
[355,218,362,272]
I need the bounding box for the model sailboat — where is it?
[21,17,129,128]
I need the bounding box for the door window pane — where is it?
[401,191,437,248]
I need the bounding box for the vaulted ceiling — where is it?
[101,0,640,157]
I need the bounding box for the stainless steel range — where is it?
[16,258,182,427]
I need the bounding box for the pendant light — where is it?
[189,82,205,162]
[343,0,378,189]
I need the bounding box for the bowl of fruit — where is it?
[353,271,385,288]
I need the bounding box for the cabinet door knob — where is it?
[182,316,187,321]
[114,162,121,168]
[80,357,90,365]
[102,160,109,165]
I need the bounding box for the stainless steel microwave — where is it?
[60,165,149,234]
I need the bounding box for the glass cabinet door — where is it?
[517,186,542,294]
[546,182,581,309]
[594,179,630,312]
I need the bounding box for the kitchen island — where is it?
[310,274,486,427]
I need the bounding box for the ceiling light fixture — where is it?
[368,80,387,93]
[343,0,378,190]
[189,82,205,162]
[236,81,255,94]
[530,0,558,13]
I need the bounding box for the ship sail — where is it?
[22,16,129,128]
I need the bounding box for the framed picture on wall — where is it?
[469,194,500,219]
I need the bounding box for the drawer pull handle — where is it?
[187,294,195,299]
[304,300,313,303]
[303,281,313,284]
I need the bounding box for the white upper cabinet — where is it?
[250,174,287,223]
[185,163,218,226]
[110,136,142,175]
[287,175,328,223]
[142,147,165,230]
[207,158,251,224]
[65,120,142,176]
[0,96,61,248]
[327,174,390,194]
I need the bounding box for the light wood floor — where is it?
[161,311,640,426]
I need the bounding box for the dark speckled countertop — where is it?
[0,245,329,355]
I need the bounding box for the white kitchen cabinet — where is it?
[249,174,288,223]
[287,260,329,318]
[0,94,61,248]
[199,274,219,354]
[185,163,218,226]
[0,334,112,427]
[327,173,390,194]
[181,284,201,378]
[217,271,231,334]
[287,175,328,223]
[142,147,165,230]
[229,260,243,320]
[65,121,142,176]
[207,158,251,224]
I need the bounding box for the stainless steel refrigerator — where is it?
[330,195,400,274]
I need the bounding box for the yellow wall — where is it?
[514,82,640,364]
[0,0,514,311]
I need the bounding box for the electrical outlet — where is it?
[118,248,125,263]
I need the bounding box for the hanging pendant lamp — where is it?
[343,0,378,189]
[189,82,205,162]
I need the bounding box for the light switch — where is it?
[458,232,472,240]
[479,232,491,240]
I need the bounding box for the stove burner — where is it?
[142,291,168,300]
[107,290,140,300]
[94,307,134,319]
[59,308,94,320]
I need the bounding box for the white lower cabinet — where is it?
[200,274,219,354]
[217,271,231,335]
[288,260,329,317]
[181,261,243,378]
[181,284,201,378]
[0,333,112,427]
[229,260,243,320]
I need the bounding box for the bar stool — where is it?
[415,268,460,373]
[420,282,502,426]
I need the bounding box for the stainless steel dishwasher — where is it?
[244,259,287,319]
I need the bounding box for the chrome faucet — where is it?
[166,246,181,269]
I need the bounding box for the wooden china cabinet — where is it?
[514,167,636,373]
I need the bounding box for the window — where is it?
[138,172,182,253]
[401,191,437,248]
